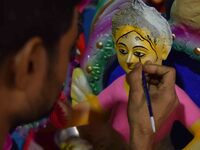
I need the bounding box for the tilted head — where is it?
[0,0,80,128]
[112,0,172,73]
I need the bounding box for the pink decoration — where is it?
[3,134,12,150]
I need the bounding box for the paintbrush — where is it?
[139,58,156,133]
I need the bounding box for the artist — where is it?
[0,0,178,149]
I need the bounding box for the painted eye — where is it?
[119,49,128,55]
[133,51,145,58]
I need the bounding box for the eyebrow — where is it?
[132,46,149,51]
[117,42,128,50]
[117,42,126,47]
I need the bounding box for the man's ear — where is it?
[14,37,48,90]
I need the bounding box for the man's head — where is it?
[0,0,80,128]
[112,0,172,73]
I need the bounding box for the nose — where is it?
[126,53,134,69]
[126,53,133,63]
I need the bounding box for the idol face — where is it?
[115,26,162,73]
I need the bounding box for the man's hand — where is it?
[127,62,179,150]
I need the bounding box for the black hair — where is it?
[0,0,81,63]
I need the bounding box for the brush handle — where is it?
[142,71,153,117]
[142,70,156,132]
